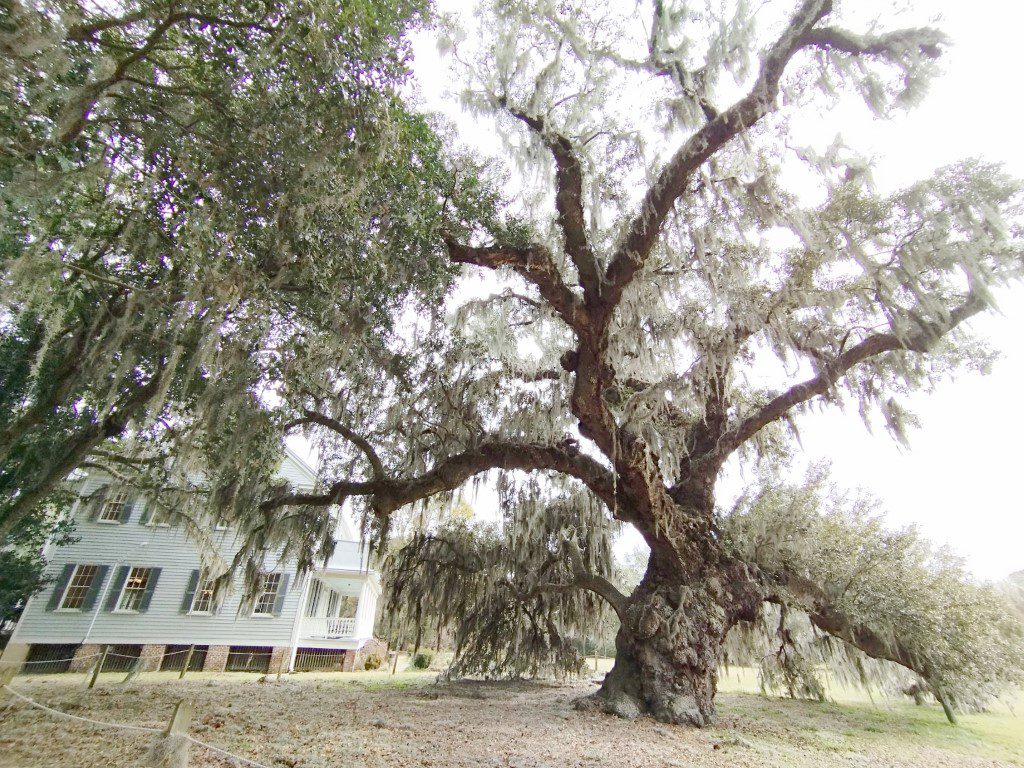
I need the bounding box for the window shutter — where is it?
[104,566,129,611]
[82,565,110,611]
[139,568,161,612]
[272,573,290,616]
[138,503,152,526]
[118,494,137,523]
[180,570,200,613]
[45,564,76,611]
[86,485,110,521]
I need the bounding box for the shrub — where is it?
[362,653,384,671]
[410,650,434,670]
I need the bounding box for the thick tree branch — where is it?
[58,9,278,144]
[502,104,603,300]
[708,295,985,464]
[58,11,180,143]
[261,439,620,519]
[283,409,385,480]
[765,571,935,684]
[445,238,586,331]
[601,2,946,327]
[799,26,946,59]
[506,368,562,383]
[65,9,154,40]
[0,364,169,542]
[532,573,626,620]
[602,0,836,319]
[85,449,163,468]
[565,539,627,618]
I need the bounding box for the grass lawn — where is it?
[0,661,1021,767]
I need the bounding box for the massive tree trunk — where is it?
[576,482,744,726]
[580,561,729,725]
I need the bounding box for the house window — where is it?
[306,580,323,616]
[59,565,98,610]
[189,577,217,614]
[97,489,131,523]
[146,508,171,527]
[252,573,281,616]
[116,567,153,612]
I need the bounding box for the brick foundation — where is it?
[139,644,165,672]
[203,644,230,673]
[268,646,287,676]
[69,643,103,672]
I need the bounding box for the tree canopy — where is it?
[3,0,1023,727]
[0,0,487,557]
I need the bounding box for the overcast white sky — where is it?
[395,0,1024,581]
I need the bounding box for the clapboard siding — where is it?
[12,454,374,648]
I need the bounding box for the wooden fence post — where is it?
[179,646,194,680]
[146,699,193,768]
[88,646,109,690]
[0,666,17,688]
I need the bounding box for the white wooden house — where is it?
[0,448,384,675]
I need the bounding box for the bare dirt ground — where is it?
[0,670,1021,767]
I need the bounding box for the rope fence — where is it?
[0,651,195,671]
[1,684,160,734]
[0,648,195,666]
[1,684,274,768]
[0,652,99,667]
[185,735,275,768]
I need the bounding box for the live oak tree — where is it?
[265,0,1024,726]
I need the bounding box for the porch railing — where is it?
[301,616,356,639]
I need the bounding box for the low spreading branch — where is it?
[262,439,619,519]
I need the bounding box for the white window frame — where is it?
[306,579,323,617]
[145,507,171,527]
[188,576,217,615]
[114,566,152,612]
[57,565,98,611]
[97,488,131,523]
[252,573,281,617]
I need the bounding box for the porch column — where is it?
[354,578,379,639]
[286,575,313,672]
